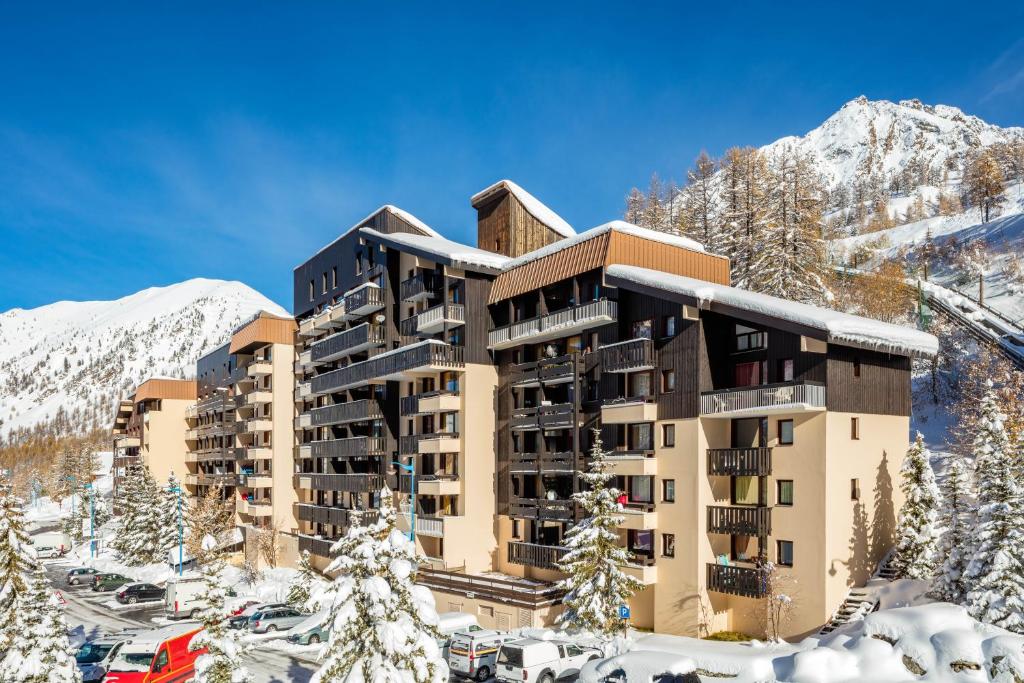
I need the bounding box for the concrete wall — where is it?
[143,397,193,486]
[271,341,299,535]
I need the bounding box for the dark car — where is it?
[67,567,99,586]
[91,573,133,592]
[115,582,166,604]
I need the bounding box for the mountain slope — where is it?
[0,278,288,439]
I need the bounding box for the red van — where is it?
[102,622,206,683]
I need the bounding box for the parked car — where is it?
[285,610,331,645]
[449,629,512,681]
[116,582,166,605]
[247,606,308,633]
[495,638,601,683]
[228,602,287,630]
[91,573,133,592]
[102,622,205,683]
[67,567,99,586]
[74,631,140,683]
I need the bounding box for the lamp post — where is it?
[84,482,95,558]
[168,482,183,576]
[391,460,415,543]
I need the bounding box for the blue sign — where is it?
[618,605,630,619]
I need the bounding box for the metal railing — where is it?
[293,473,385,492]
[707,505,772,536]
[310,436,386,459]
[707,447,773,476]
[507,541,568,570]
[295,503,379,527]
[509,497,574,521]
[510,403,575,430]
[600,338,656,373]
[399,390,459,416]
[312,343,464,395]
[400,271,441,302]
[700,381,825,415]
[311,323,385,363]
[298,534,337,560]
[489,299,618,348]
[400,304,466,337]
[510,354,579,386]
[707,563,768,598]
[311,400,383,427]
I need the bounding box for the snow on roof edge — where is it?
[471,179,575,238]
[607,264,938,358]
[297,205,442,269]
[359,228,511,272]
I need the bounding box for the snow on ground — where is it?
[25,450,113,527]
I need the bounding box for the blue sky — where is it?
[2,2,1022,312]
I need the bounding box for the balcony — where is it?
[417,567,565,609]
[298,316,317,337]
[509,497,574,522]
[295,382,311,401]
[618,503,657,531]
[509,451,575,474]
[416,475,461,496]
[400,304,465,337]
[295,413,312,430]
[400,391,460,417]
[605,450,657,476]
[311,400,383,427]
[707,505,771,536]
[244,390,273,406]
[311,341,464,395]
[298,534,337,560]
[237,499,273,517]
[311,323,386,364]
[114,436,140,449]
[237,473,273,488]
[510,354,579,388]
[247,360,273,377]
[601,397,657,424]
[241,417,273,434]
[344,283,385,317]
[310,436,386,459]
[621,558,658,585]
[507,541,568,570]
[707,447,772,477]
[510,403,575,431]
[418,432,460,454]
[397,514,446,538]
[400,271,440,302]
[237,446,272,461]
[296,503,379,528]
[297,349,312,368]
[601,338,657,373]
[293,473,385,493]
[700,381,825,418]
[707,563,768,598]
[295,444,311,459]
[489,299,618,351]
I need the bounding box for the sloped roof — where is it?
[471,179,575,237]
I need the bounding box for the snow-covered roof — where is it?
[360,228,511,273]
[300,205,442,267]
[606,264,938,358]
[471,179,575,238]
[501,220,709,271]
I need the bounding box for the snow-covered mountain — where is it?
[764,96,1023,191]
[0,279,288,439]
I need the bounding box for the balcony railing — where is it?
[507,541,568,570]
[343,283,385,317]
[311,400,383,427]
[707,505,771,536]
[600,338,657,373]
[399,390,459,417]
[507,451,575,473]
[510,403,574,431]
[400,304,466,337]
[707,447,772,476]
[488,299,618,350]
[311,323,386,364]
[310,436,387,459]
[510,354,579,387]
[293,473,385,492]
[399,432,460,455]
[509,497,574,522]
[707,563,768,599]
[312,342,464,395]
[400,272,441,302]
[700,381,825,416]
[298,534,337,560]
[296,503,379,528]
[417,567,564,610]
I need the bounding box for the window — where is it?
[662,315,677,337]
[308,280,314,302]
[851,417,860,440]
[632,319,653,340]
[735,324,766,351]
[661,369,676,392]
[732,476,760,505]
[777,480,794,506]
[779,358,794,382]
[153,649,169,673]
[662,424,675,448]
[777,540,794,567]
[851,478,861,501]
[511,519,520,538]
[321,272,327,294]
[662,533,676,558]
[662,479,675,503]
[778,419,794,445]
[331,266,337,289]
[734,361,762,387]
[853,357,861,378]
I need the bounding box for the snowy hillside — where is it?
[766,96,1023,192]
[0,278,288,438]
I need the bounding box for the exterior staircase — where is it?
[818,549,897,635]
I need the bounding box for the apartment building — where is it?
[289,181,935,639]
[112,378,197,501]
[184,312,299,563]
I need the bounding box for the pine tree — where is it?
[113,463,166,565]
[0,474,36,652]
[556,429,643,637]
[0,564,81,682]
[287,550,322,611]
[159,473,185,555]
[679,151,720,246]
[719,147,771,289]
[963,383,1024,632]
[623,188,645,225]
[890,433,942,579]
[932,453,973,603]
[188,551,253,683]
[313,490,447,683]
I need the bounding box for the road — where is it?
[43,560,318,683]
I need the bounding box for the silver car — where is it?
[246,606,309,634]
[67,567,99,586]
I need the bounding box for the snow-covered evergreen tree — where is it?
[159,473,186,555]
[113,463,166,565]
[891,433,942,579]
[188,550,253,683]
[287,550,321,611]
[963,383,1024,632]
[0,474,36,652]
[719,146,772,289]
[313,489,447,683]
[0,564,81,682]
[556,429,643,637]
[932,453,973,603]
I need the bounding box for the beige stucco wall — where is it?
[143,398,193,487]
[271,341,299,535]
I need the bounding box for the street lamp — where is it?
[167,482,183,576]
[84,482,96,558]
[391,460,415,543]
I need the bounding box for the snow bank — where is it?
[471,180,575,237]
[359,228,511,271]
[579,650,695,683]
[606,264,939,357]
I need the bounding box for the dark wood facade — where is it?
[475,190,565,258]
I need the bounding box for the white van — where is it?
[164,576,206,619]
[436,612,482,660]
[496,638,601,683]
[32,531,71,558]
[448,629,511,681]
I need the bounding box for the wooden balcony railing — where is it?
[311,323,385,364]
[310,400,383,427]
[707,505,772,536]
[312,342,464,395]
[507,541,568,570]
[700,381,825,416]
[295,503,379,528]
[600,338,657,373]
[400,271,441,302]
[488,299,618,350]
[310,436,386,459]
[509,497,574,522]
[399,390,459,416]
[298,534,337,560]
[510,403,575,430]
[293,473,385,493]
[398,432,460,455]
[343,284,385,316]
[707,563,768,598]
[510,354,580,387]
[417,567,564,609]
[707,447,772,476]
